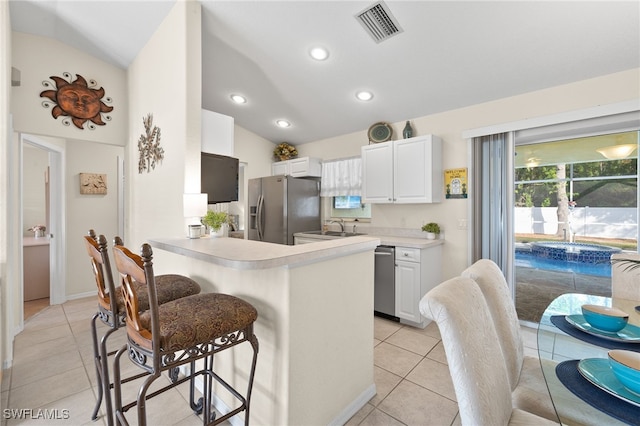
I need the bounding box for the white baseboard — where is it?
[187,365,376,426]
[328,384,377,426]
[186,367,242,426]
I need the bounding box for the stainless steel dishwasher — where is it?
[374,245,398,320]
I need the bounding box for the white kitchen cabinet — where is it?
[271,156,322,177]
[361,135,442,204]
[394,244,442,328]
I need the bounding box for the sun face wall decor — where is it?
[40,73,114,130]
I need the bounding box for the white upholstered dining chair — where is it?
[461,258,593,425]
[419,276,558,426]
[611,252,640,301]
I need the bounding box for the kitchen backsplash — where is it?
[324,222,441,240]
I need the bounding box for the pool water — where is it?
[515,252,612,277]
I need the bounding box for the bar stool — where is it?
[111,242,259,426]
[84,230,201,425]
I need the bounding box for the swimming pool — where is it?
[515,242,621,278]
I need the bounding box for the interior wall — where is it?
[22,145,47,237]
[298,68,640,281]
[10,32,127,145]
[233,124,275,180]
[65,139,124,297]
[1,0,11,371]
[126,0,201,250]
[9,27,129,298]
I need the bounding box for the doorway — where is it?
[20,134,65,322]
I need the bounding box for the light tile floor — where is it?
[2,297,540,426]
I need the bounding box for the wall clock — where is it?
[40,73,113,130]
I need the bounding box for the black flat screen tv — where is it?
[201,152,239,204]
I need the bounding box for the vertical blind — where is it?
[471,132,515,280]
[320,157,362,197]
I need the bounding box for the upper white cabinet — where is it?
[271,156,322,177]
[361,135,443,204]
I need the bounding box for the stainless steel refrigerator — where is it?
[248,175,321,245]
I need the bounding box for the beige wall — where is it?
[234,124,276,180]
[22,146,47,237]
[9,33,128,299]
[1,0,11,370]
[299,68,640,280]
[10,32,127,145]
[126,0,201,248]
[65,139,123,296]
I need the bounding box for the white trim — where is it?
[328,384,377,426]
[20,134,66,313]
[462,100,640,139]
[65,291,95,301]
[118,156,125,238]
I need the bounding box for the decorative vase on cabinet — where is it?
[403,121,413,139]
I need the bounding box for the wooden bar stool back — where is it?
[84,230,201,425]
[111,242,259,426]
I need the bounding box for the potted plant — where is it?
[273,142,298,161]
[421,222,440,240]
[203,210,229,237]
[28,224,46,238]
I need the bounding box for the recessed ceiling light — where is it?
[309,46,329,61]
[356,91,374,101]
[276,119,291,128]
[230,94,247,104]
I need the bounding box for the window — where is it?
[330,196,371,219]
[333,196,363,209]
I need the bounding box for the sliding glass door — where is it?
[514,131,639,322]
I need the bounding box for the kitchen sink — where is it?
[302,230,367,237]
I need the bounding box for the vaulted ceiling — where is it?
[9,1,640,144]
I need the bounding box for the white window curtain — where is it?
[320,157,362,197]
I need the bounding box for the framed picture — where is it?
[445,168,468,199]
[79,173,107,195]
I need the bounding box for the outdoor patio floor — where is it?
[515,266,612,323]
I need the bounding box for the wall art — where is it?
[138,113,165,173]
[40,72,113,130]
[79,173,107,195]
[445,168,468,199]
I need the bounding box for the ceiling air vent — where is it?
[355,1,403,43]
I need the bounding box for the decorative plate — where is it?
[368,122,393,143]
[566,314,640,342]
[579,358,640,407]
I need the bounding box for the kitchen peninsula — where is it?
[149,235,380,426]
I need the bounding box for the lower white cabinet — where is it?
[394,244,443,328]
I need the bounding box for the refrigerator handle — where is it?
[256,194,264,241]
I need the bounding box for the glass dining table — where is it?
[537,292,640,426]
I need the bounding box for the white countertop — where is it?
[23,236,51,247]
[149,235,381,270]
[294,231,444,249]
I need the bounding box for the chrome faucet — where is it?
[329,219,345,233]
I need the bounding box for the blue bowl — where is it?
[609,350,640,395]
[581,304,629,333]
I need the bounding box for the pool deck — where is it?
[515,265,611,323]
